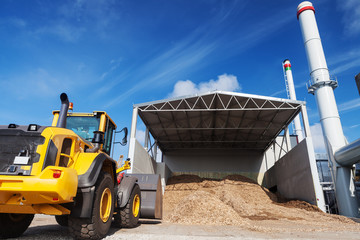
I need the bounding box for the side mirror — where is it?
[115,127,128,146]
[122,127,128,145]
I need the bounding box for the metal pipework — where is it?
[335,138,360,167]
[86,131,104,153]
[283,59,304,141]
[56,93,69,129]
[297,1,360,218]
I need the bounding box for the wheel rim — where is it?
[132,194,140,218]
[100,188,112,222]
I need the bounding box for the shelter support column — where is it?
[300,105,311,138]
[144,127,150,150]
[128,107,139,173]
[285,127,291,151]
[130,107,138,139]
[154,141,158,161]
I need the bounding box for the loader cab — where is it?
[52,111,117,155]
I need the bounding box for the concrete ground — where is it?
[10,215,360,240]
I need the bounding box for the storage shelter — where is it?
[127,91,326,211]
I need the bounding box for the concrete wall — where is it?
[128,138,156,174]
[156,162,171,193]
[163,149,266,184]
[263,135,301,172]
[128,138,170,192]
[262,138,325,210]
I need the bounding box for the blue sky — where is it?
[0,0,359,155]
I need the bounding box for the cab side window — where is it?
[103,121,115,155]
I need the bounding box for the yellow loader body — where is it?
[0,167,78,215]
[0,93,156,240]
[0,126,84,215]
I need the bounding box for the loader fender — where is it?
[117,175,138,208]
[77,153,116,188]
[70,186,95,218]
[72,153,116,218]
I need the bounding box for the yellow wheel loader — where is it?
[0,93,162,239]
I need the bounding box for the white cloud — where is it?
[331,58,360,75]
[136,129,145,146]
[170,80,198,98]
[100,59,122,82]
[349,124,360,129]
[26,0,120,42]
[34,24,86,42]
[338,98,360,112]
[337,0,360,36]
[2,68,67,100]
[328,48,360,75]
[102,35,218,108]
[103,4,292,108]
[9,17,27,28]
[328,48,360,66]
[310,123,327,153]
[58,0,120,38]
[169,74,241,98]
[270,82,307,97]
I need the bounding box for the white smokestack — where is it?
[297,1,346,153]
[283,59,304,141]
[298,1,359,218]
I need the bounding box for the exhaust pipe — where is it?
[56,93,69,128]
[86,131,104,153]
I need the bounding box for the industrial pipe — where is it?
[335,138,360,167]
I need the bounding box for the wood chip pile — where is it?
[163,174,359,232]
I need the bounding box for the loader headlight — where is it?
[28,124,39,131]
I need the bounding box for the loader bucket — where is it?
[129,174,162,219]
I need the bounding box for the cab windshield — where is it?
[66,116,100,141]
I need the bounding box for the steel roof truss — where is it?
[136,91,304,152]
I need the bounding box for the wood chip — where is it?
[163,174,360,232]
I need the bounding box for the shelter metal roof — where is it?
[134,91,304,152]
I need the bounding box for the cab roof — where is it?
[52,111,117,129]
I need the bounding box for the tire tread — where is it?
[0,213,34,238]
[68,171,114,239]
[116,184,140,228]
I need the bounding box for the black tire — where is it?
[115,184,141,228]
[0,213,34,238]
[68,172,114,239]
[55,215,68,227]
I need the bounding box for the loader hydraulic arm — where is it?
[116,159,131,174]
